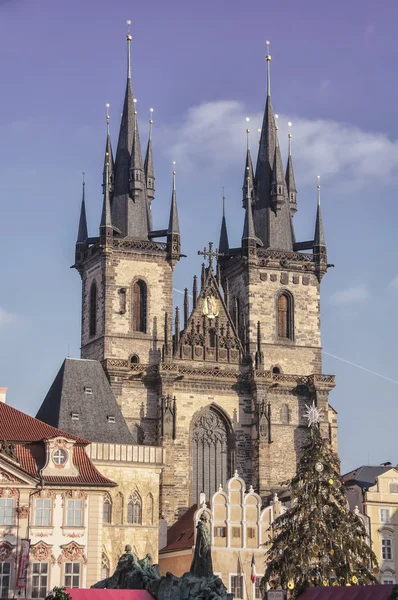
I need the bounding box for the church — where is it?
[36,29,337,528]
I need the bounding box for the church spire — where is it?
[242,175,257,261]
[218,189,229,254]
[285,122,297,215]
[242,120,254,208]
[167,163,181,268]
[77,174,88,244]
[103,104,114,195]
[313,176,327,281]
[144,108,155,204]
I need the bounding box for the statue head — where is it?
[200,513,208,523]
[125,545,132,552]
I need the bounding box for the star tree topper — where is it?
[303,401,322,427]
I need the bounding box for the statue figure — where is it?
[190,513,213,579]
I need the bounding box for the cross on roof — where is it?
[197,242,224,270]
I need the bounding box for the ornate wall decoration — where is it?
[59,542,87,565]
[16,505,29,518]
[61,489,87,508]
[0,542,13,561]
[0,488,20,499]
[30,541,54,562]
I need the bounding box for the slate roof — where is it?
[159,504,197,553]
[343,465,394,488]
[36,358,134,444]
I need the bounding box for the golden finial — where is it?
[126,19,132,41]
[288,121,292,155]
[222,186,225,217]
[172,160,176,175]
[245,117,250,150]
[317,175,321,206]
[82,172,85,186]
[126,20,132,79]
[266,40,271,97]
[133,98,137,116]
[106,103,110,135]
[149,107,154,141]
[275,113,279,131]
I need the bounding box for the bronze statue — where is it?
[190,513,213,578]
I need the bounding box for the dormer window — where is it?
[53,449,68,465]
[107,416,115,424]
[71,413,79,421]
[84,387,92,395]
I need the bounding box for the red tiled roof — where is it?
[298,585,394,600]
[0,402,88,443]
[159,505,197,553]
[13,444,115,487]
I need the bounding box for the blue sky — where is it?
[1,0,398,474]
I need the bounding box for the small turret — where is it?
[285,122,297,215]
[75,175,88,265]
[144,108,155,204]
[167,163,181,268]
[313,177,327,281]
[242,174,257,262]
[102,104,114,195]
[270,115,286,212]
[242,121,255,209]
[100,157,113,247]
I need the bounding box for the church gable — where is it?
[176,268,242,364]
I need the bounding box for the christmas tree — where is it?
[262,402,378,598]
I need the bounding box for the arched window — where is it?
[280,404,290,424]
[191,407,233,504]
[127,491,142,525]
[89,282,97,337]
[132,280,147,333]
[146,493,154,526]
[130,354,140,366]
[272,366,281,374]
[277,292,294,340]
[101,553,110,580]
[114,492,123,525]
[209,329,216,348]
[103,493,112,524]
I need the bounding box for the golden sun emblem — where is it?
[203,296,219,319]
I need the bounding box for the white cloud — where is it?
[329,285,369,306]
[160,100,398,188]
[0,306,19,328]
[390,276,398,289]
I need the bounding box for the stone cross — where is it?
[198,242,224,270]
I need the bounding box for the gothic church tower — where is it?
[73,33,336,525]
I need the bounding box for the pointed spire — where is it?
[184,288,189,329]
[314,176,325,247]
[167,163,180,234]
[144,108,155,203]
[77,174,88,244]
[100,158,112,232]
[103,104,114,194]
[219,188,229,254]
[174,307,180,351]
[193,275,198,310]
[242,119,255,208]
[285,121,297,215]
[224,278,230,314]
[270,114,286,212]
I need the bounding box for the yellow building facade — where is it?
[345,466,398,584]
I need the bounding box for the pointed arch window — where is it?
[101,553,110,580]
[103,493,112,524]
[191,407,233,504]
[146,493,154,526]
[114,492,123,525]
[277,292,294,340]
[89,282,97,338]
[132,280,147,333]
[127,491,142,525]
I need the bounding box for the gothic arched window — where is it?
[146,493,154,526]
[89,282,97,338]
[277,292,294,340]
[114,492,123,525]
[103,493,112,524]
[191,407,232,504]
[101,553,110,580]
[127,491,142,525]
[132,280,147,333]
[280,404,290,424]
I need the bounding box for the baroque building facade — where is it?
[72,31,337,525]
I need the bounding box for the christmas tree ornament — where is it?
[322,580,328,586]
[315,462,324,472]
[352,576,358,584]
[288,580,295,590]
[328,479,334,485]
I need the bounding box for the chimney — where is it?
[0,388,7,403]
